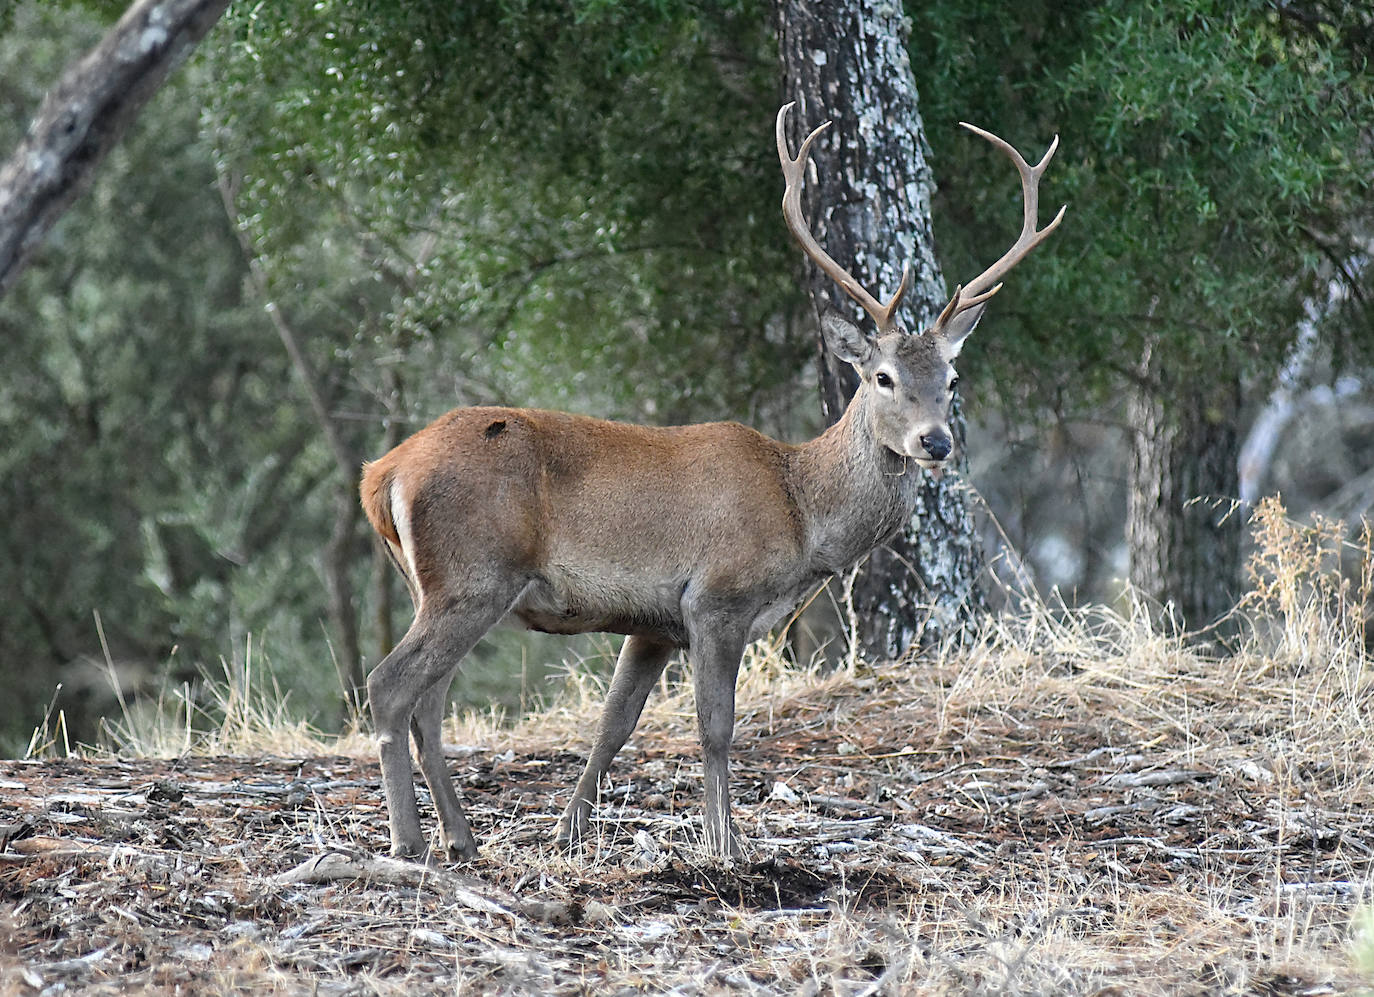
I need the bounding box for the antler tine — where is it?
[777,101,911,334]
[932,122,1066,333]
[932,280,1004,331]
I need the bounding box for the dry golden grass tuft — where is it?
[84,640,374,761]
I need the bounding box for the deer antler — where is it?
[931,123,1066,335]
[777,101,913,335]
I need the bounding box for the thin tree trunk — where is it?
[1127,341,1243,629]
[0,0,230,298]
[776,0,986,659]
[324,492,365,716]
[217,171,368,711]
[363,226,440,664]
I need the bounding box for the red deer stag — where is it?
[359,103,1064,860]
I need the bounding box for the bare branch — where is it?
[0,0,231,298]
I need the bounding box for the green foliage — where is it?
[909,0,1373,416]
[205,0,805,428]
[196,0,814,720]
[0,5,341,751]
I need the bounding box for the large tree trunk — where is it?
[776,0,987,659]
[1127,342,1243,629]
[0,0,230,298]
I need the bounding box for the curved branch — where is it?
[0,0,231,297]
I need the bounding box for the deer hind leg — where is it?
[409,678,475,860]
[556,634,676,849]
[367,588,517,861]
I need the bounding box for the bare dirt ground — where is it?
[3,606,1373,997]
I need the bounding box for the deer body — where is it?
[365,399,927,634]
[360,104,1063,861]
[361,384,927,857]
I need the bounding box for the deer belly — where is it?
[508,566,688,643]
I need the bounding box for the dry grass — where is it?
[99,654,362,761]
[4,497,1374,995]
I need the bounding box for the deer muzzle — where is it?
[903,425,953,468]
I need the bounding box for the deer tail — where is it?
[360,460,401,547]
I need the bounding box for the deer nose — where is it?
[919,432,952,462]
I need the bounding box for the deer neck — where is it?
[793,388,924,574]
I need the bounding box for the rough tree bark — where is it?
[1127,341,1243,630]
[0,0,231,299]
[775,0,987,659]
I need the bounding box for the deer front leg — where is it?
[688,619,747,858]
[557,634,675,849]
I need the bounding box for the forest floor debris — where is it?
[4,610,1374,996]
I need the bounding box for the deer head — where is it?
[777,102,1065,469]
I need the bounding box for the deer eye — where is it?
[875,371,894,390]
[948,376,960,392]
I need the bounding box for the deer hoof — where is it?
[437,834,479,862]
[553,806,590,850]
[388,840,430,863]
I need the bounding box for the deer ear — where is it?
[937,302,985,360]
[821,312,876,369]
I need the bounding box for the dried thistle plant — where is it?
[1241,495,1372,673]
